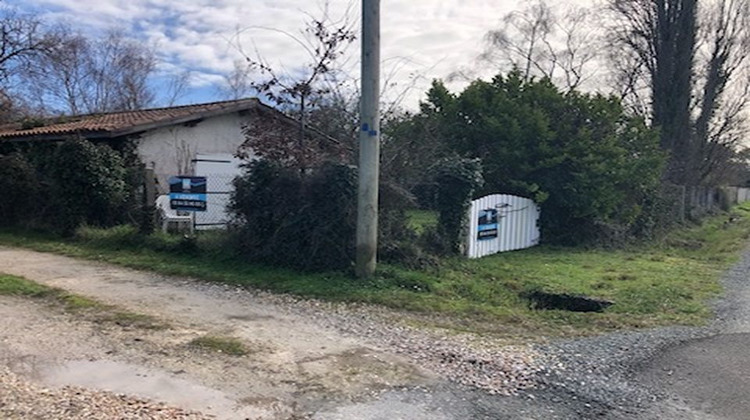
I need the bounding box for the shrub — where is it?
[0,153,40,227]
[431,157,484,254]
[411,182,439,210]
[46,138,129,235]
[631,183,685,239]
[2,138,154,235]
[378,180,417,243]
[230,160,357,271]
[230,160,416,271]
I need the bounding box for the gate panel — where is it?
[467,194,540,259]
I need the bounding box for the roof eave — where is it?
[108,100,263,138]
[0,130,114,142]
[0,99,264,142]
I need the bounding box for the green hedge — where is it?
[0,138,133,235]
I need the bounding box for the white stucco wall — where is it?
[135,112,256,193]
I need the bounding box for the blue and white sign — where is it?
[169,176,207,212]
[477,208,499,240]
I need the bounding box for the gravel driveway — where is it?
[1,245,748,419]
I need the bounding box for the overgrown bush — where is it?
[431,157,484,254]
[230,160,417,271]
[378,180,416,243]
[0,153,39,227]
[116,141,155,234]
[376,181,440,268]
[1,138,132,235]
[230,160,357,271]
[411,182,439,210]
[49,138,129,235]
[631,183,685,239]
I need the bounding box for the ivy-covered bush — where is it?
[0,153,40,227]
[1,138,152,235]
[103,138,155,234]
[431,157,484,254]
[2,138,132,235]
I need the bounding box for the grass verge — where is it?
[2,203,750,339]
[188,335,249,356]
[0,273,168,330]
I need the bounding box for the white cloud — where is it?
[6,0,595,108]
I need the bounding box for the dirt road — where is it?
[6,245,750,419]
[0,247,543,419]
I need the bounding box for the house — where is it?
[0,98,345,227]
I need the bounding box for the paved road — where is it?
[636,333,750,420]
[628,250,750,420]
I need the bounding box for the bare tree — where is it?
[693,0,750,182]
[234,2,357,170]
[608,0,750,185]
[217,59,254,101]
[26,32,90,115]
[24,28,156,114]
[0,6,61,120]
[162,70,192,107]
[0,7,58,81]
[478,0,600,91]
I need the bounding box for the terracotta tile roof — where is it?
[0,98,267,140]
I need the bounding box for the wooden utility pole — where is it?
[356,0,380,278]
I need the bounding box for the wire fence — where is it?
[193,173,236,230]
[147,167,750,234]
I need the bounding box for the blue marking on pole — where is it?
[362,123,370,132]
[369,130,378,136]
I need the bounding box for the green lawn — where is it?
[2,203,749,340]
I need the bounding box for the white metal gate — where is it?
[467,194,540,259]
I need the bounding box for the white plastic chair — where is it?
[156,195,194,234]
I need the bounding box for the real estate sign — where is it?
[169,176,207,211]
[477,208,499,240]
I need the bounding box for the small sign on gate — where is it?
[168,176,207,211]
[477,208,499,240]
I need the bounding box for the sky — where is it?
[6,0,593,110]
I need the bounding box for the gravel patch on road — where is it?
[273,297,546,395]
[0,367,212,420]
